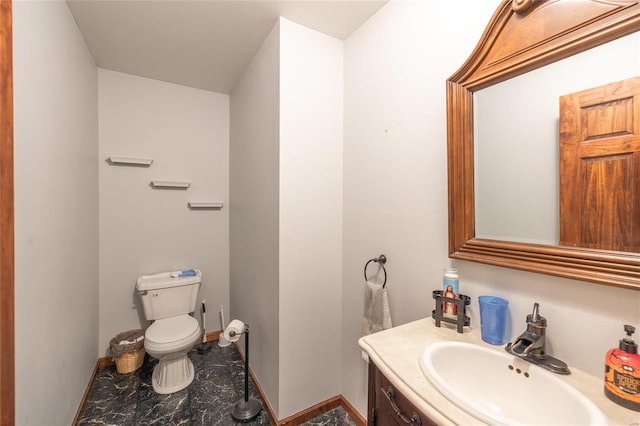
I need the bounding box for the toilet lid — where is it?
[146,315,199,344]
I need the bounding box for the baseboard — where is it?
[224,343,367,426]
[278,395,342,425]
[71,361,100,426]
[204,330,222,342]
[339,395,366,426]
[277,395,365,426]
[97,356,114,368]
[74,331,366,426]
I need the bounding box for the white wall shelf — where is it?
[150,180,190,189]
[188,202,223,210]
[107,156,153,166]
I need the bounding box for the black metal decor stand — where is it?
[432,290,471,333]
[231,325,262,422]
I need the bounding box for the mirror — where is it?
[474,32,640,245]
[447,0,640,289]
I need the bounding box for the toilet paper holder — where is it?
[223,319,247,343]
[223,320,262,421]
[228,325,247,339]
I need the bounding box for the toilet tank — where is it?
[136,270,201,320]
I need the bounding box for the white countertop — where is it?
[358,318,639,426]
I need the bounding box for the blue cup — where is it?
[478,296,509,345]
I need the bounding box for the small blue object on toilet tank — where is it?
[170,269,197,278]
[178,269,197,277]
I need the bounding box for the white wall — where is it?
[98,69,230,355]
[342,0,640,417]
[230,18,343,420]
[13,1,99,424]
[230,21,281,415]
[278,18,343,418]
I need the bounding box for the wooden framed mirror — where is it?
[447,0,640,289]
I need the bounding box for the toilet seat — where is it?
[145,315,200,353]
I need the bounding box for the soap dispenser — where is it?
[604,325,640,411]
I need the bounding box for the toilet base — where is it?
[151,354,195,394]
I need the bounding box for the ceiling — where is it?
[67,0,388,94]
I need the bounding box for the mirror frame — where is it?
[447,0,640,290]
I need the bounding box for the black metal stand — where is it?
[432,290,471,333]
[231,325,262,422]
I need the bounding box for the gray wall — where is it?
[277,18,343,418]
[230,18,343,420]
[13,1,99,424]
[230,20,282,416]
[98,69,230,355]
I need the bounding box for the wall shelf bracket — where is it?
[150,180,190,189]
[188,202,223,210]
[107,156,153,166]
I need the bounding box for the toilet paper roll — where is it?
[223,319,245,343]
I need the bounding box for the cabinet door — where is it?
[368,362,436,426]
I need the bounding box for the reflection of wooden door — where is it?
[559,76,640,252]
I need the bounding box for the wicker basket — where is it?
[110,329,145,374]
[114,348,146,374]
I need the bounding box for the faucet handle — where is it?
[527,302,547,327]
[531,303,540,321]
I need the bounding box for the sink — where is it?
[419,341,607,425]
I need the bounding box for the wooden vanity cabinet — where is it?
[368,361,437,426]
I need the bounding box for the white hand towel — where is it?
[362,280,392,362]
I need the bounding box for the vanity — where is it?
[359,319,638,425]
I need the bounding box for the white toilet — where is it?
[136,269,202,394]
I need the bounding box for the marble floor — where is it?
[77,343,356,426]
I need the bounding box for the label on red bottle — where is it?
[613,370,640,395]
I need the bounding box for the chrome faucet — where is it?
[505,303,570,375]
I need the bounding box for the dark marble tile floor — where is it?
[77,343,356,426]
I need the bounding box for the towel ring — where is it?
[364,254,387,288]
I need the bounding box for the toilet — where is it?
[136,269,202,394]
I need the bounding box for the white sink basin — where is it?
[419,341,607,425]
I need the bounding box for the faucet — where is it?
[505,303,570,375]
